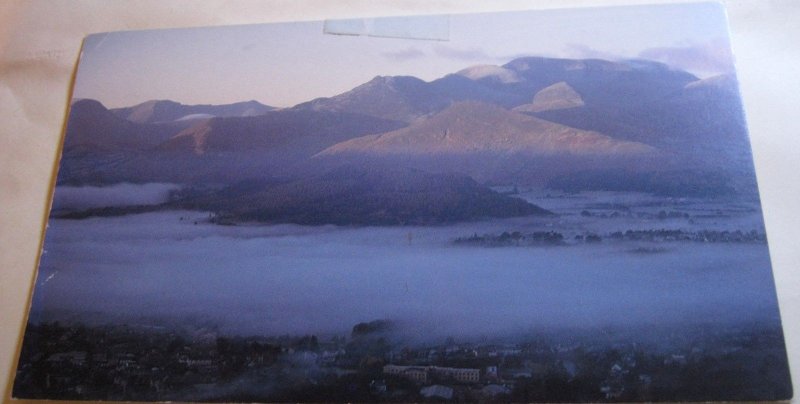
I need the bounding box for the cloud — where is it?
[381,47,426,62]
[562,44,626,62]
[433,45,493,62]
[560,40,734,77]
[377,45,539,66]
[638,38,734,77]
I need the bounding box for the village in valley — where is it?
[13,319,790,402]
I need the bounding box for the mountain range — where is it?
[110,99,274,124]
[55,55,756,223]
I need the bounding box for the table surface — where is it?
[2,1,799,402]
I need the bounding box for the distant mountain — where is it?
[292,76,447,123]
[501,57,697,108]
[63,99,183,152]
[525,73,754,186]
[313,102,661,186]
[57,99,195,185]
[682,73,738,95]
[426,74,529,109]
[58,108,404,185]
[293,56,697,125]
[293,73,530,123]
[160,109,405,157]
[449,57,698,114]
[175,165,552,226]
[318,101,655,157]
[526,73,742,147]
[637,74,747,152]
[111,99,274,124]
[59,57,752,196]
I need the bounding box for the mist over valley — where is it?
[16,51,792,402]
[37,54,780,339]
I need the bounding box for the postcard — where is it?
[12,3,793,402]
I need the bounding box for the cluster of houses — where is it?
[14,320,777,402]
[383,364,481,384]
[381,364,517,400]
[609,228,766,243]
[455,227,766,249]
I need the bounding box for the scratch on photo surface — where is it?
[41,271,57,286]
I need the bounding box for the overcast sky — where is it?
[73,2,733,109]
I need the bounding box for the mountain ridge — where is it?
[317,101,656,158]
[61,56,749,196]
[111,99,275,124]
[176,165,553,226]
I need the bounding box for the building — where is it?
[434,366,481,383]
[384,365,430,383]
[383,364,480,384]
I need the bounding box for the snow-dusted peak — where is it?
[683,74,736,92]
[456,64,522,84]
[175,113,215,122]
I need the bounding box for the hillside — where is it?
[293,75,450,123]
[318,101,656,157]
[57,106,405,185]
[175,166,552,226]
[159,109,405,157]
[59,57,751,196]
[64,99,183,152]
[111,99,274,124]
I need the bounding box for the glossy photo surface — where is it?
[13,3,793,402]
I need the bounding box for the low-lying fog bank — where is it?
[51,183,181,211]
[29,207,781,342]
